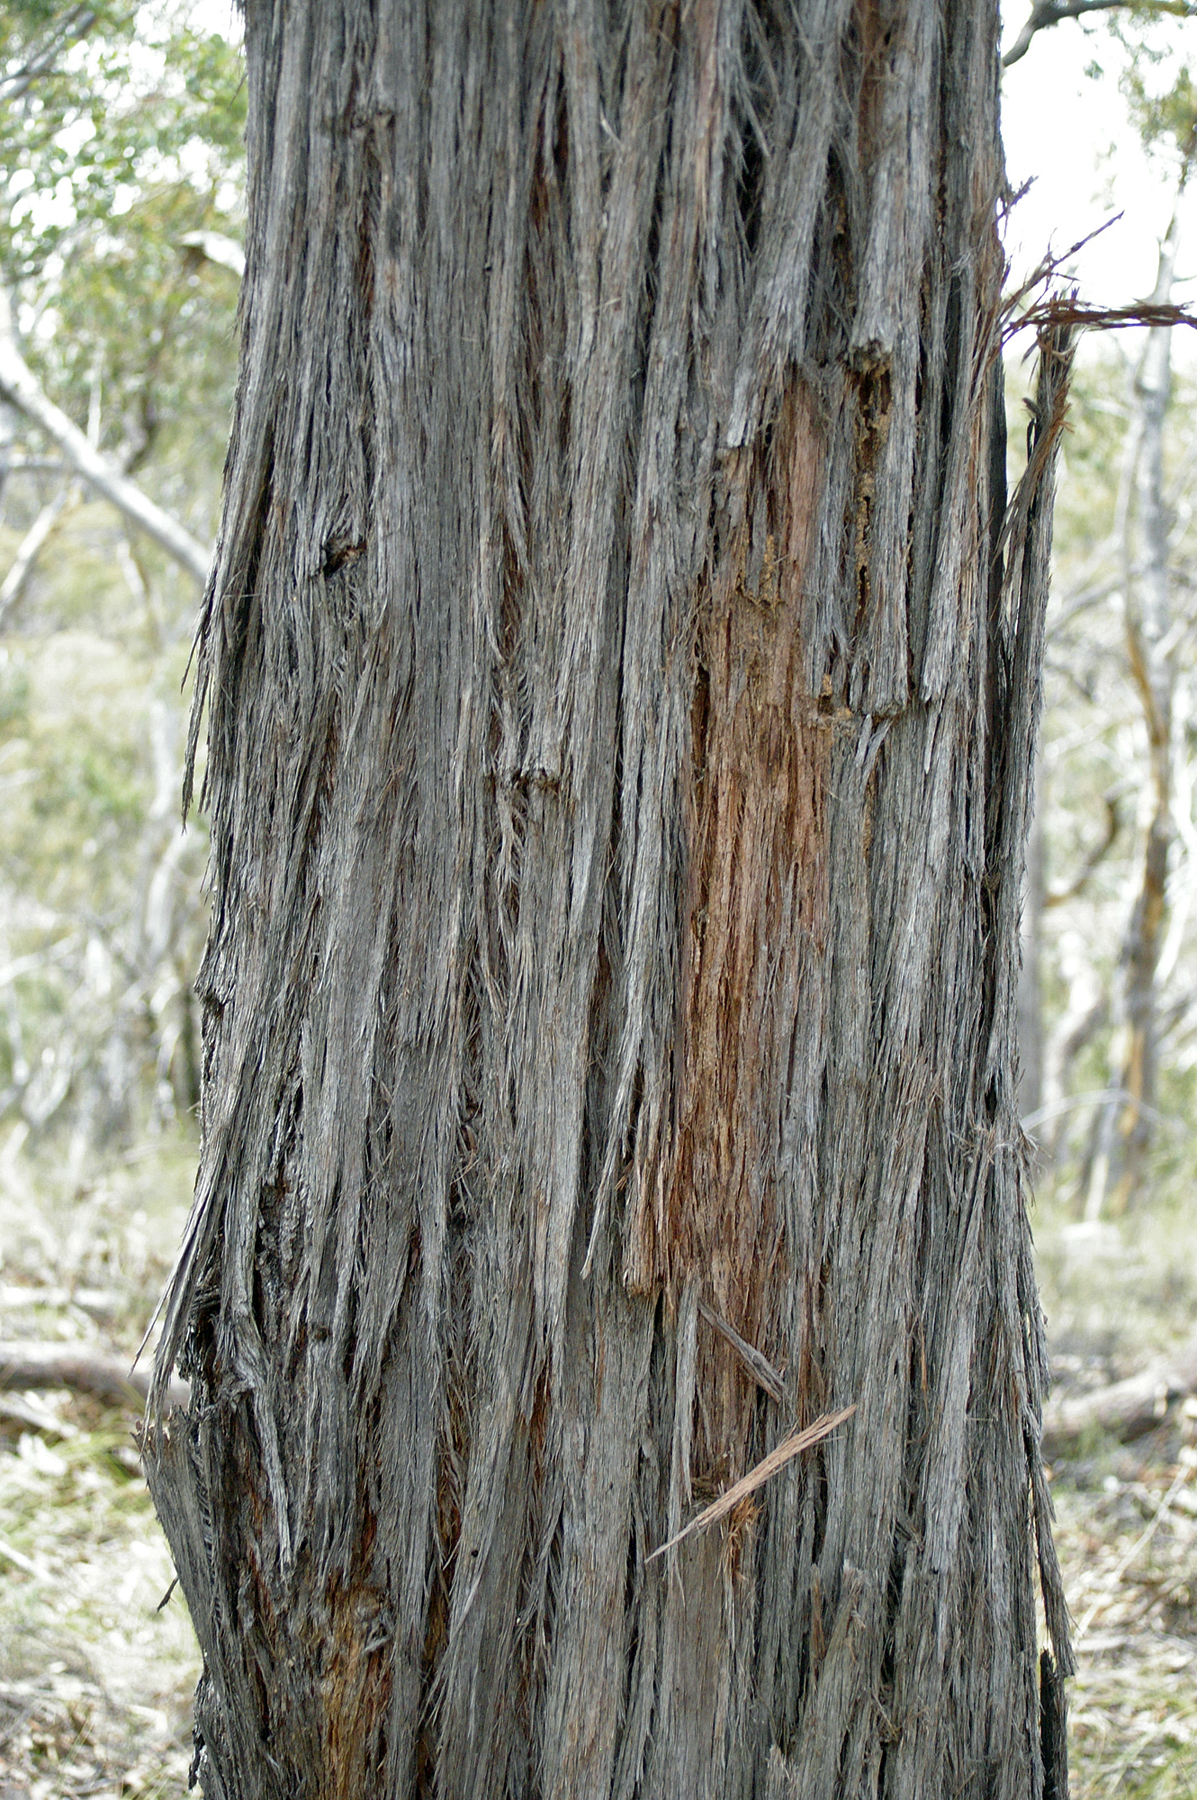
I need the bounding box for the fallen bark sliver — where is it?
[1042,1331,1197,1456]
[647,1406,856,1563]
[0,1341,189,1414]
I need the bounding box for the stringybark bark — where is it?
[143,5,1074,1796]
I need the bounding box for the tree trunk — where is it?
[1019,757,1045,1124]
[144,5,1073,1796]
[1088,198,1184,1218]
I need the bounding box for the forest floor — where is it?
[1053,1434,1197,1800]
[0,1137,199,1799]
[0,1140,1194,1798]
[1035,1189,1197,1800]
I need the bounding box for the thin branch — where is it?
[0,292,210,589]
[0,481,77,626]
[1073,1459,1192,1641]
[1003,1,1197,69]
[0,5,97,102]
[0,1534,44,1578]
[1022,1085,1143,1131]
[0,412,158,623]
[698,1300,787,1404]
[1008,295,1197,344]
[1042,792,1122,908]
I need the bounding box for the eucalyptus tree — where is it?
[145,5,1074,1797]
[1086,194,1186,1213]
[0,2,243,1157]
[1015,36,1197,1210]
[1083,68,1197,1213]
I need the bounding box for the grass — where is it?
[1033,1150,1197,1800]
[0,1132,200,1799]
[0,1407,200,1798]
[1051,1428,1197,1798]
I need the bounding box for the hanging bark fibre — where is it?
[144,4,1074,1797]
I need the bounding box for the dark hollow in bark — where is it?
[144,5,1074,1796]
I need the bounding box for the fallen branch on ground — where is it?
[0,1341,189,1414]
[1042,1331,1197,1455]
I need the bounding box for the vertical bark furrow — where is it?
[146,5,1072,1797]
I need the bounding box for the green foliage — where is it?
[1,3,244,533]
[1098,6,1197,159]
[0,3,238,1160]
[0,650,30,729]
[0,5,246,267]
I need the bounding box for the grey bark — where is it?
[1019,760,1045,1122]
[145,5,1073,1797]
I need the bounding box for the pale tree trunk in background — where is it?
[1089,197,1185,1218]
[0,288,211,589]
[144,5,1073,1796]
[1019,760,1045,1125]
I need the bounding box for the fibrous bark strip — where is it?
[145,5,1074,1797]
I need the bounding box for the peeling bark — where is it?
[145,5,1073,1796]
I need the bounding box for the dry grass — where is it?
[1052,1426,1197,1799]
[0,1133,200,1799]
[0,1408,199,1798]
[2,1129,1196,1796]
[1035,1162,1197,1800]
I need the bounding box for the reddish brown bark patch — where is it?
[314,1572,394,1800]
[625,385,831,1472]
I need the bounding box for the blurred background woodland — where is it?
[2,3,1197,1796]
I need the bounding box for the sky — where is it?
[1000,6,1196,320]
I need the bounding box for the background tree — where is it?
[1019,28,1197,1218]
[1004,0,1197,68]
[1084,63,1197,1212]
[0,12,245,1790]
[144,5,1075,1797]
[0,0,242,1168]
